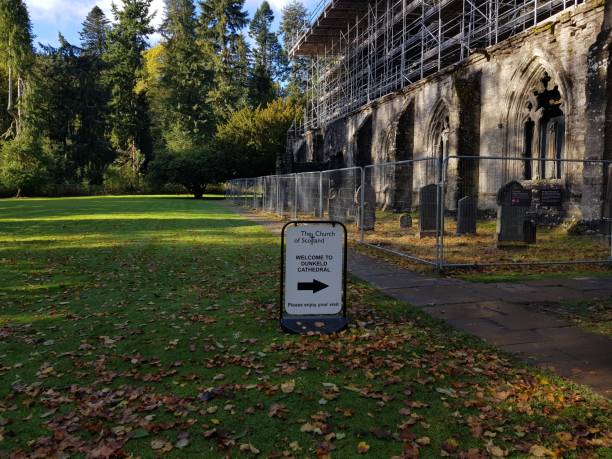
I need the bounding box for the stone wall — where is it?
[285,0,610,219]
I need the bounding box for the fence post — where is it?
[435,156,444,271]
[293,173,298,220]
[360,167,365,242]
[319,172,323,218]
[276,176,280,217]
[609,216,612,261]
[438,157,449,270]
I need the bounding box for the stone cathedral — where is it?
[280,0,612,229]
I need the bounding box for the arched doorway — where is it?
[426,102,451,184]
[356,115,373,167]
[392,101,415,211]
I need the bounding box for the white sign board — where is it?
[284,223,345,315]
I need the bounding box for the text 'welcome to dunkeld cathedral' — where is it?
[280,0,612,229]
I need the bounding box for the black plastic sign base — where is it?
[280,221,348,335]
[281,316,348,334]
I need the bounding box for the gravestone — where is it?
[328,186,342,222]
[354,183,376,230]
[419,184,438,237]
[538,188,563,208]
[381,184,391,211]
[399,214,412,228]
[496,181,533,245]
[456,196,476,235]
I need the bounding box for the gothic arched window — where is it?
[522,72,564,180]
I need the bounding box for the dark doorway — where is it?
[356,115,373,167]
[392,102,414,211]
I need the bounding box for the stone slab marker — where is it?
[496,181,532,245]
[419,184,438,237]
[456,196,476,235]
[355,183,376,230]
[399,214,412,228]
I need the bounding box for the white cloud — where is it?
[26,0,164,35]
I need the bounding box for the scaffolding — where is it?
[288,0,584,134]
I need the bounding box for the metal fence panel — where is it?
[440,156,612,267]
[362,158,442,265]
[226,156,612,270]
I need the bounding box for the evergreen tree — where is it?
[33,35,112,185]
[248,1,285,107]
[0,0,34,138]
[79,8,113,183]
[80,6,111,56]
[159,0,213,147]
[280,1,308,100]
[197,0,249,121]
[103,0,154,159]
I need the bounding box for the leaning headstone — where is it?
[419,184,438,237]
[354,183,376,230]
[399,214,412,228]
[381,184,391,212]
[456,196,476,235]
[496,181,532,246]
[328,187,342,222]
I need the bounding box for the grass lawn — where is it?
[0,196,610,458]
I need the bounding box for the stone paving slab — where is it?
[380,286,495,306]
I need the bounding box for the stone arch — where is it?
[424,99,452,184]
[391,99,415,211]
[501,53,572,183]
[355,113,373,167]
[377,99,416,212]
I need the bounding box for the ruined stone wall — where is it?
[290,0,608,218]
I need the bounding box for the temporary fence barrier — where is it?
[226,156,612,270]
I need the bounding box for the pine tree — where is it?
[197,0,249,121]
[0,0,34,138]
[103,0,154,158]
[159,0,213,147]
[80,6,111,56]
[78,7,113,183]
[280,1,308,100]
[248,1,285,107]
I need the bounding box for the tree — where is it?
[147,146,226,198]
[80,6,110,56]
[103,0,154,161]
[248,1,286,107]
[216,98,301,178]
[0,0,34,138]
[197,0,249,121]
[79,9,113,183]
[158,0,213,147]
[280,1,309,100]
[33,34,113,185]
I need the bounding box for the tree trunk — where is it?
[17,76,23,135]
[5,66,17,137]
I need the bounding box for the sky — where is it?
[25,0,317,49]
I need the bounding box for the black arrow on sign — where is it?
[297,279,329,293]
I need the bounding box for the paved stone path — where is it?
[231,208,612,397]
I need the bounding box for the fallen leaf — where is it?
[357,441,370,454]
[281,379,295,394]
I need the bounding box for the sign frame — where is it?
[280,221,348,334]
